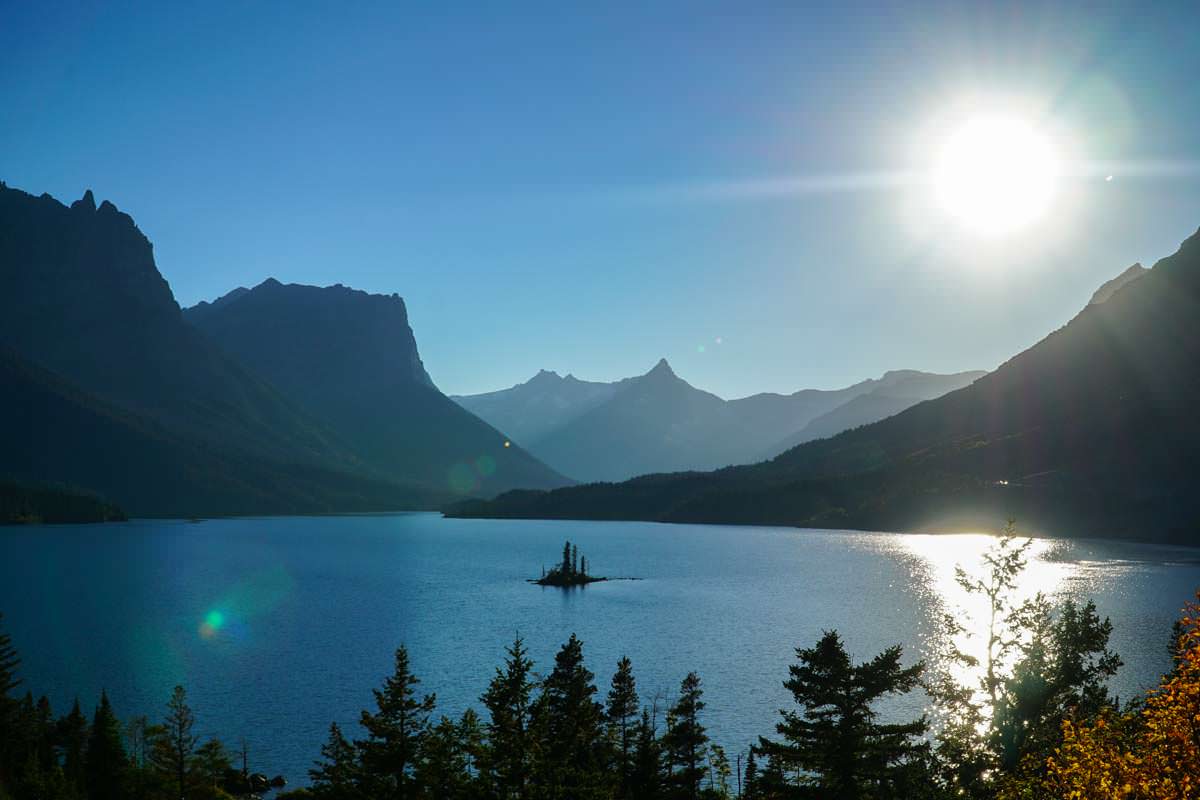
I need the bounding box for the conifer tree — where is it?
[58,697,88,794]
[414,715,475,799]
[662,673,707,800]
[572,544,579,577]
[757,630,929,800]
[151,685,198,800]
[529,634,611,799]
[481,637,535,799]
[562,542,572,577]
[0,615,21,796]
[358,646,435,800]
[309,722,362,800]
[193,738,231,793]
[606,656,639,797]
[85,691,127,800]
[630,707,662,800]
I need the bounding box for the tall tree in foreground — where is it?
[757,630,930,800]
[85,691,128,800]
[309,722,362,800]
[529,633,611,799]
[607,656,640,798]
[358,646,436,800]
[481,637,535,799]
[151,686,198,800]
[662,672,708,800]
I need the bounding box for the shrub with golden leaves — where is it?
[1002,594,1200,800]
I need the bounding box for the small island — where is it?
[532,540,607,587]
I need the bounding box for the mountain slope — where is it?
[0,347,440,517]
[761,370,986,456]
[0,183,365,467]
[184,280,569,496]
[456,362,984,482]
[0,182,453,514]
[527,359,753,482]
[452,370,619,446]
[448,232,1200,543]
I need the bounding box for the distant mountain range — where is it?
[448,235,1200,544]
[455,362,984,482]
[0,182,566,516]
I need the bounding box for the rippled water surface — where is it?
[2,514,1198,784]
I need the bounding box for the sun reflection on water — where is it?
[899,533,1075,694]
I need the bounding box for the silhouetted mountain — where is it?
[0,182,447,514]
[523,359,753,482]
[452,369,619,445]
[0,183,365,465]
[448,238,1200,544]
[760,370,986,456]
[455,361,983,482]
[184,280,569,496]
[0,346,441,517]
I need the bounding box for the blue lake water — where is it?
[2,513,1198,785]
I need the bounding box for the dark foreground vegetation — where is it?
[2,533,1198,800]
[0,482,125,525]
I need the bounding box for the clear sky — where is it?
[3,1,1198,397]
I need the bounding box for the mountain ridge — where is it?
[447,238,1200,544]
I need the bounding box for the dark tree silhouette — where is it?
[607,656,640,798]
[358,646,435,800]
[85,690,128,800]
[481,636,535,799]
[663,672,707,800]
[757,630,929,800]
[151,685,198,800]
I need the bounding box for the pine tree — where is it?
[630,708,663,800]
[481,637,535,799]
[358,646,436,800]
[562,542,572,577]
[309,722,362,800]
[85,691,127,800]
[606,656,640,798]
[571,545,579,576]
[529,634,610,799]
[193,738,231,793]
[58,697,88,795]
[150,686,198,800]
[414,715,474,799]
[662,673,707,800]
[757,630,929,800]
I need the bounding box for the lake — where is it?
[2,513,1198,785]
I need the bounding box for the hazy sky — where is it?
[3,1,1198,397]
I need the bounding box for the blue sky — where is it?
[3,1,1198,397]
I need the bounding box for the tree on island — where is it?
[536,541,606,587]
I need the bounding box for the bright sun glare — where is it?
[933,116,1061,236]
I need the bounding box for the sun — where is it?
[933,116,1061,236]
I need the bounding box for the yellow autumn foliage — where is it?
[1002,594,1200,799]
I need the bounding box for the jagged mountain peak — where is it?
[645,358,676,378]
[70,189,96,212]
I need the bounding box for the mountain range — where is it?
[0,182,566,516]
[454,362,984,482]
[448,234,1200,544]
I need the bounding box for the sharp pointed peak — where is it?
[70,189,96,212]
[646,358,676,377]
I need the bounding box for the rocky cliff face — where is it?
[185,279,569,496]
